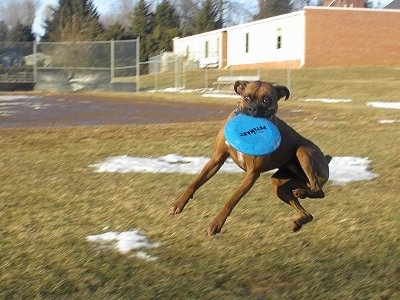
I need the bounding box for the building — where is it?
[173,6,400,69]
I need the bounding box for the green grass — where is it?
[1,67,400,299]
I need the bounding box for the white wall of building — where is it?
[226,11,305,67]
[173,30,222,67]
[173,10,306,68]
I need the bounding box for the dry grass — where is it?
[116,66,400,102]
[1,67,400,299]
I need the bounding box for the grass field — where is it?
[1,67,399,299]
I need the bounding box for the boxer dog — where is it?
[170,80,331,235]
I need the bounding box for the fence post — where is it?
[183,61,186,89]
[110,39,115,82]
[136,36,140,92]
[154,59,158,91]
[33,40,37,83]
[286,67,291,92]
[174,58,179,90]
[205,66,208,89]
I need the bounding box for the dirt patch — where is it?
[0,93,233,127]
[0,93,308,128]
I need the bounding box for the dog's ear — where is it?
[275,85,290,100]
[234,81,249,95]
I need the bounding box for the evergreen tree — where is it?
[104,23,133,40]
[173,0,200,37]
[42,0,104,41]
[129,0,152,38]
[253,0,293,20]
[7,22,35,41]
[0,21,8,41]
[154,0,180,29]
[150,0,181,53]
[193,0,223,34]
[128,0,153,61]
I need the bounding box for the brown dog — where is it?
[170,80,331,235]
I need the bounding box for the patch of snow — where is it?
[90,154,378,185]
[302,98,353,103]
[328,156,378,185]
[86,229,160,260]
[201,93,239,99]
[90,154,242,174]
[379,119,399,124]
[367,102,400,110]
[0,95,48,117]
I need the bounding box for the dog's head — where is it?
[234,80,290,118]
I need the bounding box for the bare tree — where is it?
[0,0,38,28]
[221,0,256,26]
[100,0,136,29]
[171,0,255,35]
[292,0,315,10]
[170,0,200,36]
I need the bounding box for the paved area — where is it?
[0,94,233,127]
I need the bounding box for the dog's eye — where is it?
[263,97,270,103]
[245,95,250,101]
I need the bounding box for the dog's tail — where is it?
[325,155,332,164]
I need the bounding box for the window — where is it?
[276,35,282,49]
[245,33,249,53]
[276,28,282,49]
[205,41,209,58]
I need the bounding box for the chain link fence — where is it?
[139,52,278,93]
[0,41,291,93]
[0,39,139,92]
[0,41,34,91]
[35,39,139,92]
[3,41,397,95]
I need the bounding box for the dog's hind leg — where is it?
[271,169,313,232]
[169,152,230,215]
[293,144,330,199]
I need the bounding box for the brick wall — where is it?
[304,7,400,67]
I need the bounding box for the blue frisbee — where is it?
[224,114,281,156]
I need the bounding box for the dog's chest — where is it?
[225,140,246,169]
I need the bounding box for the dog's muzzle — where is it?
[237,104,275,119]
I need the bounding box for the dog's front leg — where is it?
[169,153,229,215]
[208,170,260,235]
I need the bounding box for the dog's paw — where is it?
[291,215,313,232]
[292,188,307,199]
[208,219,223,236]
[291,220,303,232]
[169,205,182,215]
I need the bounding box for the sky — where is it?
[29,0,394,37]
